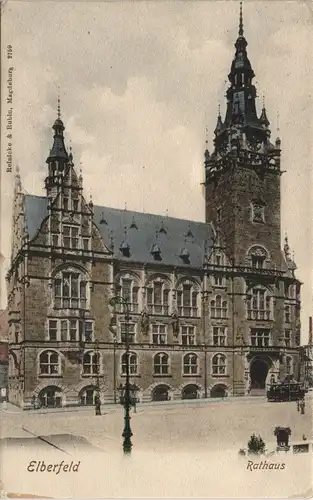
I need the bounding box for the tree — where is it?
[247,434,266,455]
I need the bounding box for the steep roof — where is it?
[24,195,213,268]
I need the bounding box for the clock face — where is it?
[248,137,261,152]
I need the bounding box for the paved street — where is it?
[0,397,312,498]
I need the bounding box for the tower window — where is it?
[216,208,222,223]
[251,256,265,269]
[252,202,265,223]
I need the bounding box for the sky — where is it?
[1,1,312,342]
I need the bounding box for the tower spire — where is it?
[239,1,243,37]
[57,93,61,119]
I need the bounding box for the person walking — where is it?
[95,393,101,416]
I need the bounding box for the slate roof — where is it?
[24,195,213,268]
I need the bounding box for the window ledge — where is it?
[81,374,103,378]
[38,374,63,378]
[211,374,229,378]
[182,374,202,378]
[153,374,172,378]
[120,374,141,378]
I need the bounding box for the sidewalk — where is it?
[1,395,267,415]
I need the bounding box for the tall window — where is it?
[54,272,87,309]
[212,354,226,375]
[213,256,224,286]
[49,319,94,342]
[39,351,60,375]
[181,326,196,346]
[121,352,138,375]
[152,324,167,345]
[247,288,271,320]
[48,320,58,341]
[177,283,198,317]
[147,281,170,315]
[183,353,198,375]
[154,353,169,375]
[120,323,136,343]
[284,330,291,347]
[210,296,227,319]
[63,225,79,249]
[248,246,268,268]
[120,277,139,312]
[250,329,271,347]
[284,306,291,323]
[83,352,100,375]
[213,326,227,346]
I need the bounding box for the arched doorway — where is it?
[79,385,98,406]
[210,384,227,398]
[38,386,62,408]
[152,385,170,402]
[182,384,199,400]
[250,358,270,391]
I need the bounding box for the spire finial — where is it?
[276,111,280,134]
[205,125,209,146]
[218,102,221,117]
[239,2,244,37]
[262,94,265,109]
[57,92,61,119]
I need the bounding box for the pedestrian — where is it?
[297,399,300,412]
[95,394,101,416]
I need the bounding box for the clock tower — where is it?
[205,3,282,268]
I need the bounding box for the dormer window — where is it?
[159,222,167,234]
[151,244,162,261]
[180,248,190,264]
[252,201,265,223]
[129,217,138,230]
[185,226,194,239]
[100,212,107,225]
[120,241,130,258]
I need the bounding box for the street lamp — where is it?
[109,295,133,454]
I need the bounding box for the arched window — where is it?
[183,353,198,375]
[286,356,293,375]
[212,354,227,375]
[119,275,139,312]
[83,351,100,375]
[38,386,62,408]
[247,288,272,321]
[121,352,138,375]
[284,305,291,323]
[177,280,199,317]
[147,279,170,315]
[154,353,169,375]
[247,245,268,269]
[210,295,227,319]
[79,386,98,406]
[54,269,88,309]
[39,350,60,375]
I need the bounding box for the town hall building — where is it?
[6,7,301,408]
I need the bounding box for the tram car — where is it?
[267,380,305,402]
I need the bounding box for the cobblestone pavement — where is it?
[0,397,312,498]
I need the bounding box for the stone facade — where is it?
[6,11,301,408]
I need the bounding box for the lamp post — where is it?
[109,295,133,454]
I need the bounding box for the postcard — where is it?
[0,1,312,498]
